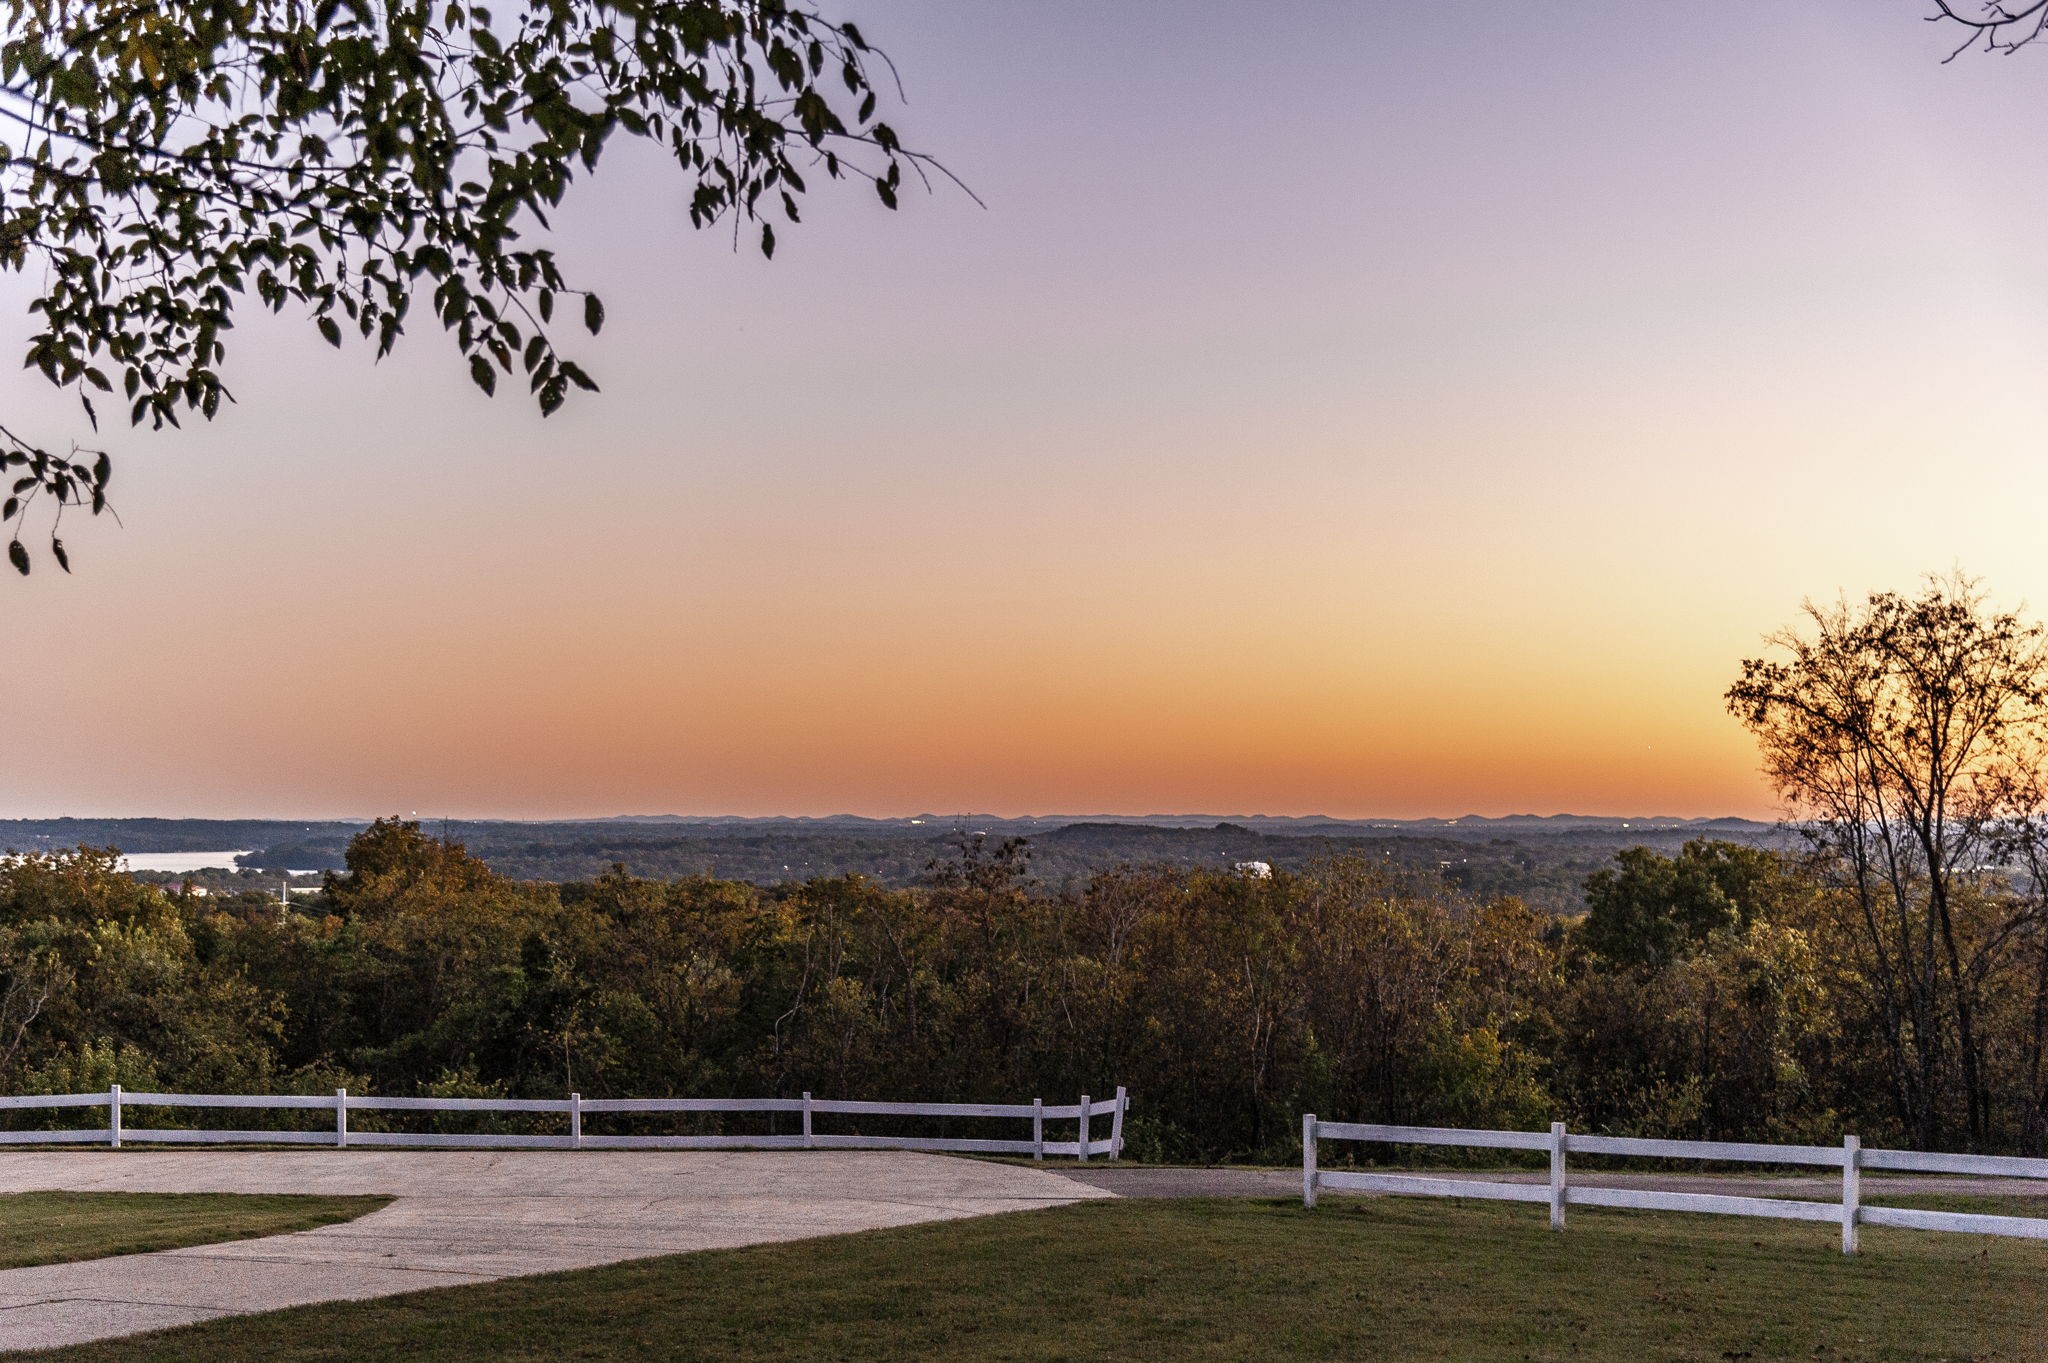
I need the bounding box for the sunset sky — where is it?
[8,1,2048,821]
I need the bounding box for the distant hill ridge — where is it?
[0,812,1776,847]
[0,813,1788,915]
[577,812,1769,832]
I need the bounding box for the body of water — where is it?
[120,850,253,873]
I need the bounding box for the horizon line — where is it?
[0,810,1780,826]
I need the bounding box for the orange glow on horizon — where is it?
[6,4,2047,822]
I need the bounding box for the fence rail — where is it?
[0,1085,1128,1161]
[1301,1116,2048,1254]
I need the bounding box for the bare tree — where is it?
[1929,2,2048,59]
[1727,573,2048,1149]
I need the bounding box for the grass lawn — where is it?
[26,1194,2048,1363]
[0,1192,391,1270]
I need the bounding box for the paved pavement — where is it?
[0,1150,1111,1353]
[1057,1166,1304,1198]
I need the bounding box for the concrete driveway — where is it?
[0,1150,1111,1352]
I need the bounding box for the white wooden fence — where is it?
[1301,1116,2048,1255]
[0,1085,1128,1161]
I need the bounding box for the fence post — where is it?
[1077,1095,1091,1162]
[336,1088,348,1148]
[1109,1086,1127,1160]
[570,1092,582,1150]
[109,1083,121,1149]
[802,1092,814,1149]
[1302,1113,1318,1209]
[1841,1134,1861,1256]
[1548,1121,1567,1231]
[1032,1098,1044,1160]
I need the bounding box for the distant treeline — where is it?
[0,818,366,856]
[251,823,1638,913]
[1,815,1782,915]
[1,819,2041,1161]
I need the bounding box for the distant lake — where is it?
[121,850,252,873]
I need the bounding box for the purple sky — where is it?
[6,2,2048,819]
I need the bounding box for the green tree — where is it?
[316,817,562,1086]
[1580,840,1792,970]
[0,0,935,573]
[0,847,287,1095]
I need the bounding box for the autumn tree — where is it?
[0,0,936,573]
[1727,574,2048,1149]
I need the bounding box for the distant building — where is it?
[1234,860,1272,879]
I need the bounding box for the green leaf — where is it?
[1,0,934,583]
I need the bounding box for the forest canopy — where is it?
[4,815,2045,1161]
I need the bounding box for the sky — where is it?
[7,0,2048,821]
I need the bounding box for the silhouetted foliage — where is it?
[0,0,937,573]
[1729,574,2048,1151]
